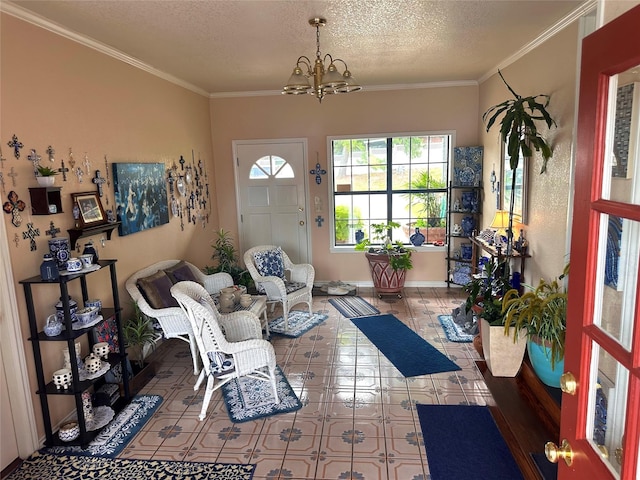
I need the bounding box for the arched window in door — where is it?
[249,155,295,179]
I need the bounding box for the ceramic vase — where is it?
[48,237,70,270]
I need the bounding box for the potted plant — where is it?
[35,165,58,186]
[501,264,569,387]
[403,171,447,244]
[464,259,527,377]
[483,70,556,251]
[203,229,253,289]
[355,221,412,297]
[123,303,158,392]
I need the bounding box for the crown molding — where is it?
[478,0,598,84]
[1,2,209,97]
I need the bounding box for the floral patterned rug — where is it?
[221,366,302,423]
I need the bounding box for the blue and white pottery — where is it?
[66,257,83,272]
[527,339,564,388]
[56,296,78,323]
[410,227,425,246]
[460,243,473,260]
[48,237,70,270]
[84,299,102,310]
[461,216,475,236]
[461,191,475,211]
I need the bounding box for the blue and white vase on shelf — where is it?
[461,216,475,237]
[355,229,365,244]
[410,228,425,246]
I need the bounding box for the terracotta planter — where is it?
[480,319,527,377]
[365,252,407,297]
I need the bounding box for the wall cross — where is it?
[22,222,40,251]
[75,167,84,183]
[310,162,327,185]
[27,149,42,175]
[315,215,324,227]
[83,153,91,174]
[58,159,69,181]
[0,146,6,169]
[46,221,61,238]
[7,167,18,187]
[46,145,55,162]
[92,170,106,196]
[7,135,23,159]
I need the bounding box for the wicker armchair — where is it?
[170,281,278,421]
[243,245,314,332]
[125,260,233,375]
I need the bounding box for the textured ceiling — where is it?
[6,0,587,95]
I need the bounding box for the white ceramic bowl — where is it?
[52,368,72,389]
[76,306,99,325]
[92,342,110,359]
[84,299,102,310]
[59,421,80,442]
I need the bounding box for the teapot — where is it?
[43,314,63,337]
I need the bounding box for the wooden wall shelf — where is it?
[67,222,120,250]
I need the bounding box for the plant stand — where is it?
[365,252,406,298]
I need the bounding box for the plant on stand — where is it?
[502,264,569,387]
[355,221,413,297]
[483,70,556,252]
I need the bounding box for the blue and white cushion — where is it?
[253,247,285,279]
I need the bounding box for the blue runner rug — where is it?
[351,314,460,376]
[328,296,380,318]
[438,314,474,343]
[268,311,327,337]
[417,404,523,480]
[222,365,302,423]
[43,394,162,458]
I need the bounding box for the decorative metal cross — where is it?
[166,169,176,194]
[179,203,184,231]
[0,172,4,195]
[46,145,55,162]
[45,221,61,238]
[58,159,69,181]
[68,148,75,169]
[22,222,40,251]
[27,149,42,175]
[198,158,203,176]
[7,135,24,159]
[315,215,324,227]
[7,167,18,187]
[0,146,6,169]
[75,167,84,183]
[83,153,91,174]
[13,233,20,247]
[92,170,106,196]
[179,155,186,171]
[189,191,196,209]
[3,191,26,227]
[104,155,111,206]
[310,162,327,185]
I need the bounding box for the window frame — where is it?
[327,131,455,252]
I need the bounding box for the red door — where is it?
[557,5,640,479]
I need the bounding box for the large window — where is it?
[330,133,452,247]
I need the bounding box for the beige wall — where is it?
[1,13,218,436]
[210,86,480,283]
[478,21,580,285]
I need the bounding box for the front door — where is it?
[558,5,640,479]
[234,140,310,264]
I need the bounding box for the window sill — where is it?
[330,244,447,254]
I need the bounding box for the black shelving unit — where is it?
[446,182,482,287]
[20,259,130,448]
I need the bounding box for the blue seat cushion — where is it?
[256,280,306,295]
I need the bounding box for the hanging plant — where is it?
[483,71,557,251]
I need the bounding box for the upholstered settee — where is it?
[125,260,233,374]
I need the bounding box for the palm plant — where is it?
[204,229,253,287]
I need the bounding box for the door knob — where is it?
[299,220,305,226]
[545,439,573,466]
[560,372,577,395]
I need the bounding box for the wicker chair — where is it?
[170,281,278,421]
[243,245,315,332]
[125,260,233,375]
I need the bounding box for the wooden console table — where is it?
[470,236,530,280]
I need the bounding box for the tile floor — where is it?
[121,287,492,479]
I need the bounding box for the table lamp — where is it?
[490,210,522,248]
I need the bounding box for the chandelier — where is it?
[282,17,361,102]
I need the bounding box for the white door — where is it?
[235,140,310,264]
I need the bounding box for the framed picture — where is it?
[112,163,169,236]
[71,192,107,227]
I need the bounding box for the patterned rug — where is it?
[268,311,328,337]
[221,365,302,423]
[44,394,162,458]
[328,296,380,318]
[6,452,255,479]
[438,315,474,343]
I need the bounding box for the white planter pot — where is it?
[480,318,527,377]
[36,176,55,187]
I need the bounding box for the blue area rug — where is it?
[351,314,460,377]
[417,404,523,480]
[44,394,162,458]
[268,311,327,337]
[328,296,380,318]
[438,315,474,343]
[222,365,302,423]
[6,452,255,479]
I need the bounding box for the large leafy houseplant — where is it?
[204,229,253,288]
[483,70,557,251]
[123,303,157,370]
[464,258,511,325]
[501,263,569,369]
[354,221,413,271]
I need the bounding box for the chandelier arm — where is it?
[296,56,313,74]
[331,58,349,70]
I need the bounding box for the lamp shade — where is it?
[490,210,511,229]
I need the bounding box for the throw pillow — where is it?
[164,261,202,285]
[137,270,179,309]
[253,247,285,279]
[207,351,235,376]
